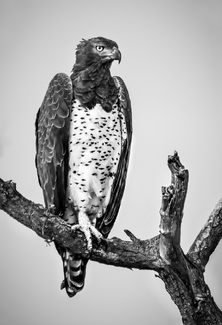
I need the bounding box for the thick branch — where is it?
[158,151,222,324]
[0,178,163,271]
[1,150,222,324]
[159,151,188,266]
[188,198,222,269]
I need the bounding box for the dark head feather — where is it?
[73,37,120,74]
[71,37,121,111]
[76,37,118,53]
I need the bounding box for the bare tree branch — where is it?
[0,178,163,271]
[187,198,222,269]
[1,151,222,324]
[159,151,188,266]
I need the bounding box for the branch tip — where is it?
[124,229,138,242]
[167,151,186,177]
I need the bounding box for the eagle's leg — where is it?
[71,211,103,251]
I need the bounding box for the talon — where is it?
[71,224,93,251]
[70,211,104,251]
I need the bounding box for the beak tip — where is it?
[118,54,122,64]
[112,47,121,64]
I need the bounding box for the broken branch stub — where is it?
[159,151,189,265]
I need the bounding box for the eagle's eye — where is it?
[96,45,105,52]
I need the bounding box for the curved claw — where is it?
[71,221,103,251]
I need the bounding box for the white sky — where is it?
[0,0,222,324]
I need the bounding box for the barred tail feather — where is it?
[60,250,88,297]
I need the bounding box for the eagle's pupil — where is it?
[96,46,104,52]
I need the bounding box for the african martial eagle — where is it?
[35,37,132,297]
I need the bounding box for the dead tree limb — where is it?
[1,151,222,324]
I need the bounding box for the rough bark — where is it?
[1,151,222,324]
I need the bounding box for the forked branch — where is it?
[1,151,222,324]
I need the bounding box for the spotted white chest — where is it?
[66,99,126,222]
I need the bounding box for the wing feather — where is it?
[96,76,132,237]
[35,73,73,214]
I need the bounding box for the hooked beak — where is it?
[110,47,122,64]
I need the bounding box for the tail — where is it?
[56,244,88,297]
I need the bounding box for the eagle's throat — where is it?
[71,62,118,112]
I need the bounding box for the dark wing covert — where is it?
[35,73,73,214]
[96,76,132,237]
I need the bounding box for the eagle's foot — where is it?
[71,215,103,251]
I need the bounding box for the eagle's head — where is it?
[71,37,121,110]
[74,37,121,71]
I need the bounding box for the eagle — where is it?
[35,37,132,297]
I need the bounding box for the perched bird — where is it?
[35,37,132,297]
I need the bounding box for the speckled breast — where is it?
[67,99,126,219]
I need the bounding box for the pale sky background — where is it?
[0,0,222,324]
